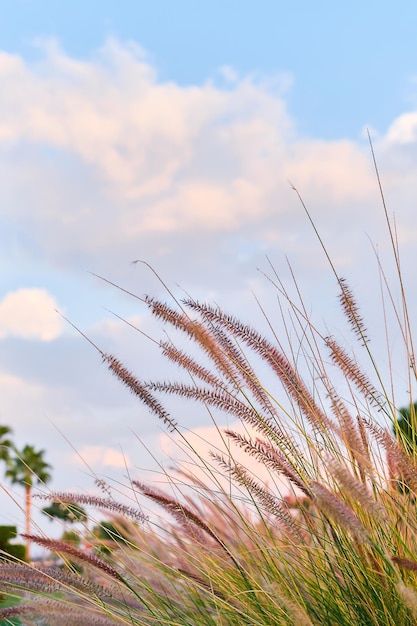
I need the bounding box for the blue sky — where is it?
[2,1,416,138]
[1,1,417,541]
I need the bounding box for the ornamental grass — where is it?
[1,154,417,625]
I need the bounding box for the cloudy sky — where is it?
[1,1,417,535]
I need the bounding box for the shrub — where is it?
[0,527,25,563]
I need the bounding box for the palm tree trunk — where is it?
[25,483,31,561]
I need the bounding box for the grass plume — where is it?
[3,163,417,624]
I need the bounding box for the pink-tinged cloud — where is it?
[75,445,131,469]
[0,288,63,341]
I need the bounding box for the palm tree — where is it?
[0,425,13,464]
[6,445,52,561]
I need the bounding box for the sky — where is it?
[1,0,417,540]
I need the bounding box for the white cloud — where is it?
[284,139,375,203]
[0,288,63,341]
[0,371,45,416]
[1,38,417,534]
[91,314,144,338]
[0,37,388,279]
[385,111,417,144]
[75,445,131,469]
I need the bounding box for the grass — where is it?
[1,152,417,624]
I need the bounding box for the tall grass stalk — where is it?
[1,168,417,624]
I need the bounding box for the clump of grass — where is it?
[2,159,417,624]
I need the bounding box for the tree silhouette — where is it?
[392,401,417,497]
[41,501,87,524]
[0,425,13,464]
[394,401,417,454]
[6,445,52,561]
[91,518,133,556]
[0,525,26,562]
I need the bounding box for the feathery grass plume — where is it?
[21,535,126,584]
[148,378,300,462]
[325,337,386,411]
[325,383,372,478]
[392,557,417,572]
[210,324,283,419]
[132,481,228,552]
[144,295,194,332]
[0,563,111,598]
[211,452,304,543]
[129,481,268,612]
[396,582,417,619]
[356,413,373,465]
[364,418,417,494]
[0,597,121,626]
[145,295,242,388]
[95,477,115,498]
[184,299,333,433]
[223,429,311,497]
[277,598,315,626]
[147,380,270,427]
[102,353,177,431]
[0,600,117,626]
[310,481,369,542]
[34,492,147,523]
[160,340,226,389]
[0,604,32,620]
[326,458,386,522]
[338,277,369,345]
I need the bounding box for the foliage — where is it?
[2,162,417,624]
[60,529,82,547]
[91,518,135,556]
[42,501,87,524]
[395,402,417,453]
[6,445,52,490]
[0,426,13,465]
[0,527,25,562]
